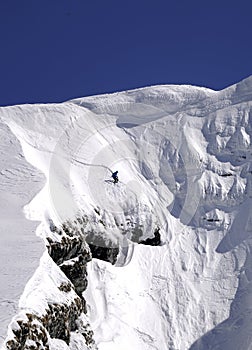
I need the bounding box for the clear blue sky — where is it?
[1,0,252,106]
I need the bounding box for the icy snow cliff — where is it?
[1,76,252,349]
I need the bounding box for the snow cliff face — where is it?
[1,76,252,349]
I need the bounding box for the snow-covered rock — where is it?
[1,76,252,349]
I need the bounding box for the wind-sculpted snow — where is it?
[0,123,44,344]
[1,76,252,349]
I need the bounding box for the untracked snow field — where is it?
[0,123,44,345]
[1,76,252,349]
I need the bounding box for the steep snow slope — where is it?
[0,123,44,344]
[1,76,252,349]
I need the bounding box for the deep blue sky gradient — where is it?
[1,0,252,106]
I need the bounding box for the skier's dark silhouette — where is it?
[112,171,119,184]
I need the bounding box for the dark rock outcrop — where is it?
[60,256,89,297]
[4,218,96,350]
[139,228,161,246]
[5,298,92,349]
[88,242,119,265]
[6,315,49,350]
[4,213,160,350]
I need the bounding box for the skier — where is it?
[112,171,119,184]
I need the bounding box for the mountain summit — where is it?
[1,76,252,349]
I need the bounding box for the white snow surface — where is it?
[1,77,252,349]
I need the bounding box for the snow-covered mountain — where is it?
[1,76,252,349]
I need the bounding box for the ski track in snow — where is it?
[1,76,252,349]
